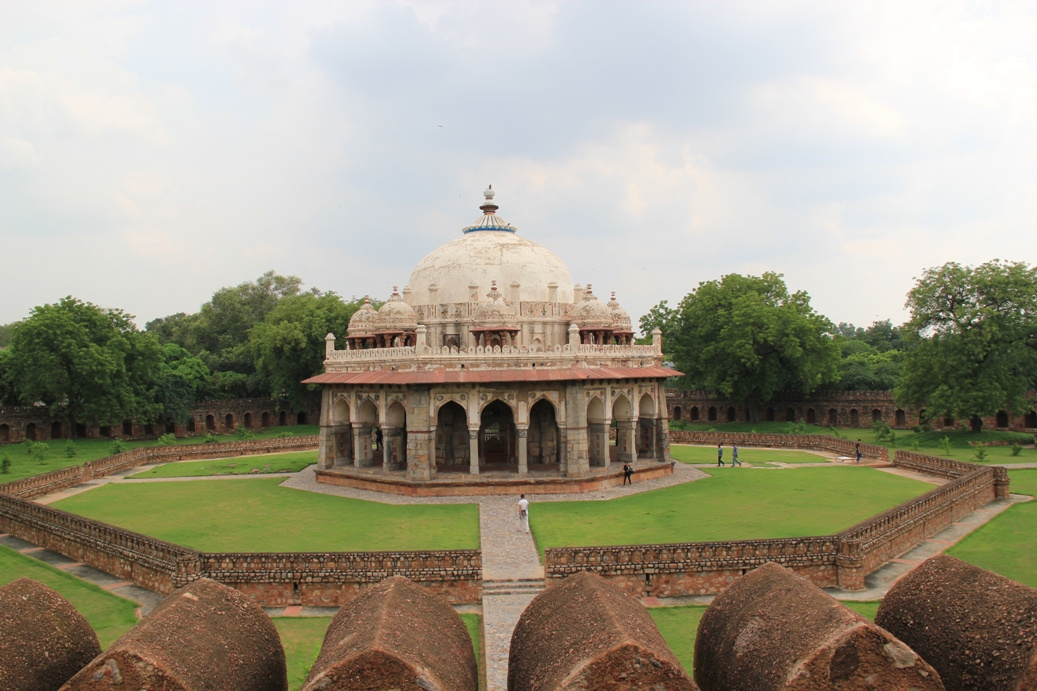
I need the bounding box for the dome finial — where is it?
[480,185,499,216]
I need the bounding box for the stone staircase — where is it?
[483,578,544,597]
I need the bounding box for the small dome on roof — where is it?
[571,285,612,328]
[375,287,418,331]
[607,291,633,331]
[474,281,517,325]
[347,296,377,336]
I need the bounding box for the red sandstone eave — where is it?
[303,365,682,386]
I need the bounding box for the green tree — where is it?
[664,273,840,420]
[250,292,362,409]
[4,297,162,435]
[154,343,211,424]
[896,260,1037,433]
[0,322,14,349]
[636,300,676,345]
[836,340,902,390]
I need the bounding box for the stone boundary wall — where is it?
[0,438,481,605]
[0,436,319,500]
[544,440,1003,597]
[667,430,890,461]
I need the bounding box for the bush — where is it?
[940,436,952,457]
[109,439,126,455]
[275,429,296,439]
[871,420,893,443]
[0,454,11,474]
[973,442,988,461]
[234,427,256,441]
[28,442,49,463]
[65,439,77,458]
[1011,443,1023,457]
[202,433,218,444]
[157,433,176,446]
[784,421,807,435]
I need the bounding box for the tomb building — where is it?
[305,187,678,490]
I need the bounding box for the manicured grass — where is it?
[531,467,933,558]
[650,605,704,675]
[945,469,1037,588]
[843,600,880,621]
[669,445,830,466]
[0,544,139,649]
[52,478,479,552]
[0,425,320,482]
[274,612,482,691]
[128,451,318,478]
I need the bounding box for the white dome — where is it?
[375,287,418,331]
[407,188,575,306]
[571,285,612,327]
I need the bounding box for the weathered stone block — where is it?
[695,562,943,690]
[0,578,101,691]
[301,575,477,691]
[508,570,697,690]
[876,555,1037,691]
[62,577,286,690]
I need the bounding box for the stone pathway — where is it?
[5,453,1032,691]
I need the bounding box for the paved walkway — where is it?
[4,452,1031,691]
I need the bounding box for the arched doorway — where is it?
[480,400,515,467]
[435,402,469,470]
[690,406,699,421]
[708,406,717,422]
[786,408,796,422]
[672,406,682,422]
[587,396,607,467]
[25,423,37,441]
[224,414,234,431]
[1026,411,1037,428]
[332,398,353,467]
[529,399,560,468]
[613,394,634,463]
[895,409,906,427]
[637,394,656,460]
[384,401,407,471]
[997,411,1009,428]
[828,409,837,426]
[727,407,736,423]
[0,424,9,442]
[849,409,859,426]
[244,413,252,429]
[357,400,379,467]
[261,412,270,428]
[806,408,816,424]
[50,421,62,440]
[278,411,287,426]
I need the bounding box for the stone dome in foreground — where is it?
[406,187,575,307]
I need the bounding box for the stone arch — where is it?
[806,408,816,424]
[278,411,287,426]
[435,401,468,469]
[895,409,906,427]
[529,399,560,467]
[164,421,176,434]
[25,423,37,441]
[355,399,380,468]
[261,412,270,428]
[122,420,133,436]
[384,401,407,470]
[243,413,253,429]
[727,407,736,423]
[637,394,656,460]
[224,413,234,431]
[296,411,307,425]
[672,406,682,422]
[849,409,859,426]
[143,424,155,436]
[50,421,62,440]
[0,424,9,442]
[690,406,699,421]
[871,409,882,423]
[480,399,515,467]
[828,409,837,426]
[786,408,796,422]
[766,408,776,422]
[587,396,607,467]
[943,416,955,428]
[996,410,1009,428]
[1026,411,1037,428]
[708,406,717,422]
[332,398,353,467]
[186,418,196,433]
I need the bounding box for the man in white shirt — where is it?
[518,494,530,533]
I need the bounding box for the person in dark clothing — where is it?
[622,463,633,485]
[717,443,725,466]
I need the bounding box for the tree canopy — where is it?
[651,272,840,419]
[896,259,1037,432]
[4,297,162,433]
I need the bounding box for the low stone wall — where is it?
[668,430,889,461]
[545,446,1004,596]
[0,436,319,500]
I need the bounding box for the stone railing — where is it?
[545,449,1003,596]
[0,436,319,500]
[668,430,889,461]
[325,341,660,367]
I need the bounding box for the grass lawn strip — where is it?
[670,444,831,466]
[52,477,479,552]
[128,451,317,478]
[532,467,932,559]
[0,544,138,649]
[945,469,1037,588]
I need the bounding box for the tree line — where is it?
[2,261,1035,437]
[641,260,1037,431]
[0,271,365,437]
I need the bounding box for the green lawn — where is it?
[669,444,830,466]
[0,544,139,649]
[944,469,1037,588]
[275,612,482,691]
[532,467,933,558]
[128,451,318,478]
[0,425,320,483]
[52,478,479,552]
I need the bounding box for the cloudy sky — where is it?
[2,1,1035,333]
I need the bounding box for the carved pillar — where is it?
[351,423,365,467]
[618,419,637,463]
[517,426,528,476]
[468,426,480,475]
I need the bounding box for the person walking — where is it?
[518,494,530,533]
[855,440,862,464]
[731,443,742,467]
[622,463,633,485]
[717,443,725,466]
